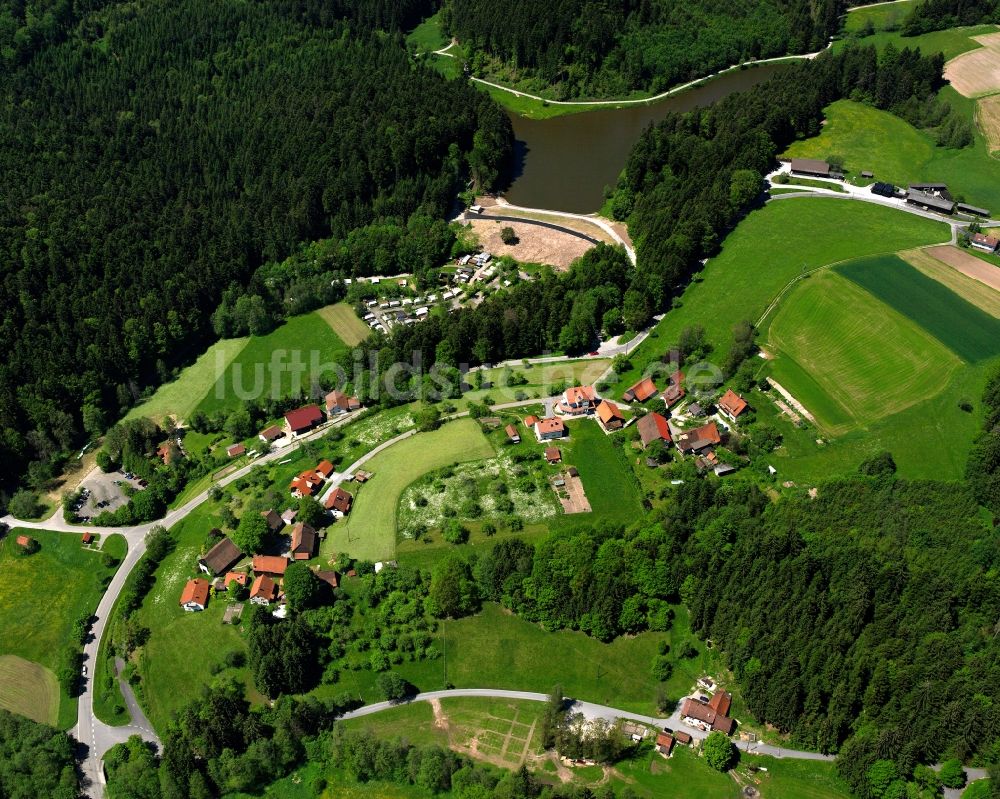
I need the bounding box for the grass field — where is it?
[843,0,923,34]
[836,255,1000,361]
[561,420,643,521]
[900,247,1000,315]
[835,23,998,61]
[406,9,449,54]
[0,530,126,728]
[0,655,60,726]
[316,302,370,347]
[325,418,496,562]
[609,198,949,396]
[196,311,350,416]
[124,336,248,423]
[766,268,963,434]
[458,358,610,407]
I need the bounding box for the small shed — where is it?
[544,446,562,464]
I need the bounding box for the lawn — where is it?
[608,198,949,397]
[196,310,350,416]
[835,23,998,61]
[843,0,924,34]
[124,336,248,423]
[766,268,963,434]
[608,745,740,798]
[406,9,449,54]
[836,254,1000,362]
[326,418,495,562]
[316,302,370,347]
[782,97,1000,211]
[0,655,60,726]
[740,754,855,799]
[458,357,611,406]
[561,419,643,522]
[0,529,126,729]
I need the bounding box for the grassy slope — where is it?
[0,530,126,728]
[0,655,60,726]
[834,23,998,61]
[766,268,962,434]
[901,247,1000,316]
[561,419,643,521]
[406,10,450,54]
[326,418,495,562]
[316,302,370,347]
[197,311,350,416]
[783,96,1000,211]
[611,198,949,394]
[843,0,925,34]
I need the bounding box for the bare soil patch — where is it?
[467,218,596,270]
[977,94,1000,152]
[925,244,1000,294]
[945,31,1000,97]
[554,471,591,513]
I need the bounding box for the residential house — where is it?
[544,446,562,464]
[325,390,361,416]
[505,424,521,443]
[595,400,624,432]
[290,468,322,498]
[687,402,705,418]
[674,422,722,455]
[280,508,298,526]
[226,443,246,458]
[314,570,339,589]
[680,697,734,735]
[717,389,749,423]
[971,233,1000,253]
[673,730,693,745]
[655,732,674,757]
[559,385,598,415]
[252,555,289,577]
[261,509,284,534]
[224,571,248,588]
[662,383,686,408]
[324,487,353,518]
[249,574,279,605]
[289,523,317,560]
[535,417,566,441]
[637,412,672,448]
[315,459,335,480]
[179,578,210,612]
[259,425,284,444]
[523,415,539,428]
[622,377,657,403]
[198,537,243,576]
[284,404,323,436]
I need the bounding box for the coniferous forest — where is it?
[0,0,512,490]
[446,0,844,98]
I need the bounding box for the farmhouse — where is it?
[545,446,563,464]
[906,189,954,215]
[284,404,323,436]
[226,443,245,458]
[325,390,361,415]
[790,158,830,178]
[680,695,734,735]
[259,425,284,443]
[179,578,210,612]
[970,233,999,253]
[622,376,657,403]
[253,555,289,577]
[637,412,672,448]
[535,417,567,441]
[198,537,243,576]
[289,523,317,560]
[324,487,354,518]
[674,421,722,455]
[505,424,521,443]
[717,389,749,422]
[559,385,598,415]
[250,574,279,605]
[261,509,284,534]
[708,690,732,716]
[290,471,320,498]
[595,400,624,432]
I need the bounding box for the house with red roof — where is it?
[252,555,289,576]
[325,390,361,416]
[655,732,674,757]
[674,422,722,455]
[680,695,734,735]
[15,534,33,549]
[523,415,539,427]
[595,400,624,432]
[259,425,284,444]
[226,443,246,458]
[544,446,562,464]
[284,404,323,436]
[505,424,520,443]
[559,385,598,415]
[717,389,749,423]
[622,377,657,403]
[250,574,279,605]
[324,487,354,518]
[534,417,566,441]
[179,578,210,612]
[637,412,672,448]
[224,571,248,588]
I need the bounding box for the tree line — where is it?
[0,0,513,496]
[0,710,78,799]
[900,0,1000,35]
[445,0,843,99]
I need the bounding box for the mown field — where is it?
[325,418,496,562]
[315,302,370,347]
[197,310,351,416]
[843,0,924,35]
[560,419,643,521]
[610,198,949,396]
[835,21,998,61]
[766,267,963,434]
[0,530,126,728]
[782,95,1000,212]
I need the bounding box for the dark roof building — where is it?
[907,189,955,214]
[290,523,317,560]
[637,412,672,448]
[958,202,990,217]
[680,697,735,734]
[790,158,830,177]
[198,537,243,576]
[261,509,284,533]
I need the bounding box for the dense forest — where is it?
[0,0,512,493]
[0,710,78,799]
[446,0,843,98]
[900,0,1000,35]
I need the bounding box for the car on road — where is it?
[588,350,600,356]
[81,665,88,677]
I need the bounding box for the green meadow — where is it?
[835,22,998,61]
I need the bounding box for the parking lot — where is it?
[77,469,144,520]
